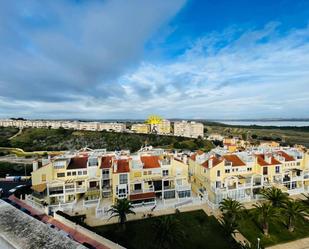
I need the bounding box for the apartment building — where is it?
[0,119,125,133]
[131,123,150,134]
[98,123,126,132]
[173,121,204,138]
[189,146,309,204]
[30,148,192,212]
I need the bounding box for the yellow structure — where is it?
[189,146,309,204]
[30,148,191,213]
[131,123,150,134]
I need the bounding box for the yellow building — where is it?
[30,148,192,213]
[189,147,309,204]
[131,123,150,134]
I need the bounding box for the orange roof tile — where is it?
[202,156,223,169]
[67,157,88,169]
[223,155,246,167]
[100,156,113,169]
[115,159,130,173]
[189,154,196,161]
[277,151,295,162]
[141,156,160,169]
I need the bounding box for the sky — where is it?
[0,0,309,120]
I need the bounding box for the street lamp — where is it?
[257,238,260,249]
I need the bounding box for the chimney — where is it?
[33,160,38,171]
[265,154,272,164]
[208,158,213,168]
[113,161,118,173]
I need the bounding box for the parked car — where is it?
[8,188,17,194]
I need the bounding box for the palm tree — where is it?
[253,202,278,236]
[219,198,244,223]
[108,198,135,229]
[220,213,238,237]
[260,187,289,207]
[302,193,309,206]
[153,215,184,249]
[282,200,308,232]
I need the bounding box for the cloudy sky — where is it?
[1,0,309,120]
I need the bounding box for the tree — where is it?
[253,202,278,236]
[220,213,238,237]
[108,199,135,229]
[219,198,244,223]
[260,187,289,207]
[302,193,309,206]
[282,200,308,232]
[153,215,184,249]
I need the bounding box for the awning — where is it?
[31,183,47,193]
[129,192,156,201]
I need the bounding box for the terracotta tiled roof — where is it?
[223,155,246,167]
[202,156,223,169]
[189,154,196,161]
[115,159,130,173]
[129,192,156,201]
[277,151,295,162]
[67,157,88,169]
[141,156,160,169]
[100,156,113,169]
[256,154,282,166]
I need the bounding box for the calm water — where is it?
[216,121,309,127]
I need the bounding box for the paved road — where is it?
[266,237,309,249]
[0,180,31,198]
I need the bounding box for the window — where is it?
[275,166,280,173]
[57,173,65,178]
[297,162,300,166]
[41,174,46,182]
[215,181,221,188]
[83,170,87,175]
[72,171,76,176]
[217,170,220,177]
[67,172,72,176]
[88,157,98,167]
[119,174,128,184]
[263,167,268,175]
[163,170,169,176]
[247,167,252,171]
[225,169,230,174]
[178,190,191,198]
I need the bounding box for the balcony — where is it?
[131,186,154,195]
[175,184,191,191]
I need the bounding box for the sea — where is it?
[215,121,309,127]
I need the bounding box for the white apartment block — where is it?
[174,121,204,138]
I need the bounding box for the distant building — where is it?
[131,123,150,134]
[173,121,204,138]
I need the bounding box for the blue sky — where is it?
[0,0,309,119]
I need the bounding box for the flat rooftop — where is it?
[0,200,85,249]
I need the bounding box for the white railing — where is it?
[25,195,45,211]
[130,186,154,194]
[83,198,100,207]
[175,184,191,191]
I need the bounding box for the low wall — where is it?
[54,212,125,249]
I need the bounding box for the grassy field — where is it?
[90,210,237,249]
[204,122,309,147]
[238,208,309,247]
[1,128,214,153]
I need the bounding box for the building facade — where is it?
[173,121,204,138]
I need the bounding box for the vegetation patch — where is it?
[90,210,237,249]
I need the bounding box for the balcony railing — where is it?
[131,186,154,195]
